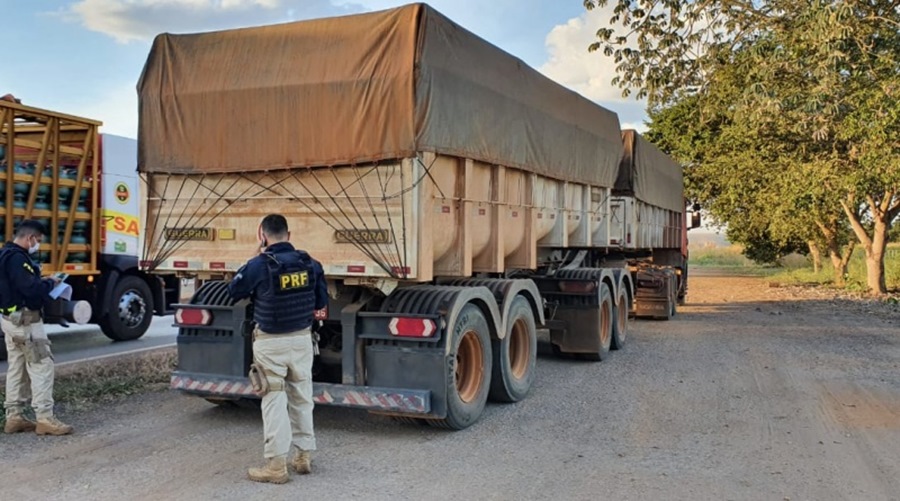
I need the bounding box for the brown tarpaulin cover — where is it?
[137,3,623,187]
[615,130,684,213]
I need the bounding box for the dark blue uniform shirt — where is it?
[0,242,54,311]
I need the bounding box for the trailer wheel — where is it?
[99,275,153,341]
[577,283,613,361]
[489,296,537,403]
[611,286,628,350]
[431,304,492,430]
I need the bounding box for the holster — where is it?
[248,363,285,396]
[24,338,52,364]
[248,363,269,395]
[8,310,41,327]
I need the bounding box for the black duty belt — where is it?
[0,305,20,315]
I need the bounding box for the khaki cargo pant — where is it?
[253,327,316,458]
[2,316,55,420]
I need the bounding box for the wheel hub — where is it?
[118,290,147,328]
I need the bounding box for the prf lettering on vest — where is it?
[278,271,309,291]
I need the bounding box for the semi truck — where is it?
[612,130,699,319]
[0,100,171,360]
[138,3,696,429]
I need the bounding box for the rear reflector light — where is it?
[176,308,212,326]
[389,317,437,338]
[174,261,189,269]
[558,281,596,293]
[347,265,366,273]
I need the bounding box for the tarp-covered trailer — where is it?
[137,3,674,429]
[612,130,697,319]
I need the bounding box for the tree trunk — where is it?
[827,244,847,287]
[865,218,889,295]
[816,219,846,287]
[807,240,822,273]
[841,193,895,296]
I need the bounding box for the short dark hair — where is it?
[260,214,288,238]
[15,219,46,238]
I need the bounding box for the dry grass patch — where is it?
[0,349,176,428]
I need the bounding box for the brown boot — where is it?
[35,416,73,436]
[4,415,37,433]
[248,456,289,484]
[291,447,312,474]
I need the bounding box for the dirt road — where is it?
[2,276,899,500]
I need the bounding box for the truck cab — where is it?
[0,101,173,360]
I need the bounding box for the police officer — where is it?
[228,214,327,484]
[1,219,72,435]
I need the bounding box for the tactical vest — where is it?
[253,250,317,334]
[0,244,42,311]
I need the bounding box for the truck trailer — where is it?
[138,3,689,429]
[613,130,699,319]
[0,100,173,361]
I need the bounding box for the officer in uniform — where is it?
[228,214,327,484]
[1,220,72,435]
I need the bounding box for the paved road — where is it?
[0,315,176,373]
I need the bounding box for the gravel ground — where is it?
[1,275,899,501]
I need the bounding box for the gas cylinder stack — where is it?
[0,100,100,272]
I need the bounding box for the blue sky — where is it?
[1,0,648,138]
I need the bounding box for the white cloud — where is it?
[64,0,363,43]
[539,7,643,106]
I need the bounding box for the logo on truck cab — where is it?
[102,209,140,237]
[114,182,130,204]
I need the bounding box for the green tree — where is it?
[644,45,856,282]
[587,0,900,293]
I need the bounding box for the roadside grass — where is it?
[692,242,900,292]
[0,349,175,429]
[688,243,780,276]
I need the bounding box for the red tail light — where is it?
[176,308,212,326]
[314,308,328,321]
[389,317,437,338]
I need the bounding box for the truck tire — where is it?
[577,283,613,361]
[611,286,628,350]
[99,275,153,341]
[489,296,537,403]
[431,304,492,430]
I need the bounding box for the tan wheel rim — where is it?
[456,330,485,403]
[600,300,611,346]
[509,318,531,380]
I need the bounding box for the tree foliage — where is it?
[588,0,900,293]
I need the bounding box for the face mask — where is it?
[29,237,40,255]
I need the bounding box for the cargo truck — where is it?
[0,100,170,361]
[139,3,690,429]
[612,130,700,319]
